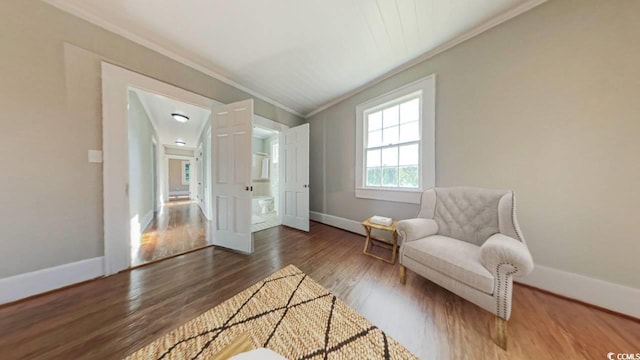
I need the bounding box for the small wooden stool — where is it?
[361,218,398,264]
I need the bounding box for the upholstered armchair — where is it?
[396,187,534,349]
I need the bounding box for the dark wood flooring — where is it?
[132,199,209,267]
[0,222,638,359]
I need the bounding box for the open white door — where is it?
[281,123,310,232]
[211,99,254,253]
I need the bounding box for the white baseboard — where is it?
[169,190,189,196]
[198,201,212,221]
[310,211,640,319]
[141,209,154,232]
[0,257,105,305]
[310,211,366,236]
[516,265,640,319]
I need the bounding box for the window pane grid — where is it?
[365,142,420,189]
[365,140,420,152]
[365,97,420,150]
[366,128,418,147]
[364,95,421,189]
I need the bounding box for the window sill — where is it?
[355,187,422,204]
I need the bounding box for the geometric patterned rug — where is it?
[125,265,417,359]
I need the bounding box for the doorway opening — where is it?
[102,63,308,273]
[127,87,212,267]
[251,125,281,232]
[167,158,190,200]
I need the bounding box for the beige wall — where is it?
[168,159,189,192]
[0,1,303,278]
[128,91,158,221]
[307,0,640,289]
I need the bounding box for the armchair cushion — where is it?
[433,187,505,246]
[480,233,534,277]
[403,235,494,294]
[396,218,438,244]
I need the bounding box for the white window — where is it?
[355,75,435,204]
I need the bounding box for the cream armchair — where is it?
[396,187,534,349]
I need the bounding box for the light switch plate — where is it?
[88,150,103,163]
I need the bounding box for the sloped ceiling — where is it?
[45,0,542,117]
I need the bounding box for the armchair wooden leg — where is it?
[495,316,507,350]
[399,265,406,285]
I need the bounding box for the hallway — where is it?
[132,199,209,266]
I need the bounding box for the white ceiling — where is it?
[49,0,540,117]
[131,89,210,149]
[253,126,278,140]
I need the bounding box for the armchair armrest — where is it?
[480,233,534,277]
[396,218,438,244]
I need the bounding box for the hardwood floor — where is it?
[0,222,638,359]
[132,199,209,266]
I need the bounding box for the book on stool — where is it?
[370,215,393,226]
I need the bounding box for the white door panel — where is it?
[281,123,309,232]
[211,99,254,253]
[216,135,229,183]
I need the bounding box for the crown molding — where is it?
[41,0,305,118]
[304,0,548,118]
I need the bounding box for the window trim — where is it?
[363,91,421,189]
[355,74,436,204]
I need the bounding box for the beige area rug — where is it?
[126,265,417,360]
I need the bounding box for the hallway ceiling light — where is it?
[171,113,189,123]
[175,140,186,146]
